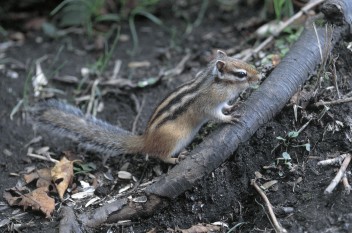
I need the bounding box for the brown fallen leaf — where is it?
[176,223,221,233]
[23,168,52,188]
[3,187,55,218]
[51,157,75,200]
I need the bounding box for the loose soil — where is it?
[1,2,352,233]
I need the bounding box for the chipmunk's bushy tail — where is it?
[32,99,144,156]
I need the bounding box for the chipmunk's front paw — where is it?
[229,113,241,124]
[178,150,189,160]
[223,102,242,115]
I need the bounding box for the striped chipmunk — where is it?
[33,50,261,164]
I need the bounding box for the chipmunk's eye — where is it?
[231,70,247,79]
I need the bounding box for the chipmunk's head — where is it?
[212,50,261,87]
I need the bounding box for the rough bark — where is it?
[82,0,352,226]
[145,25,338,199]
[321,0,352,25]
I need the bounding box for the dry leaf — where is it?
[261,180,278,190]
[177,223,221,233]
[3,187,55,218]
[51,157,74,200]
[24,168,52,188]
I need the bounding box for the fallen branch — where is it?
[251,179,287,233]
[132,95,146,134]
[104,23,344,223]
[144,22,342,200]
[79,0,352,227]
[314,97,352,106]
[342,173,351,194]
[317,153,348,166]
[27,153,59,163]
[324,153,351,194]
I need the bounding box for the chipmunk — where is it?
[33,50,261,164]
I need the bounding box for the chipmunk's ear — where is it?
[217,50,227,58]
[213,60,226,78]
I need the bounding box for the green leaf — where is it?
[276,136,286,141]
[95,14,120,23]
[134,9,163,26]
[305,143,311,152]
[74,162,97,173]
[288,131,299,138]
[137,77,158,88]
[282,152,291,160]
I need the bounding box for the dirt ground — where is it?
[1,1,352,233]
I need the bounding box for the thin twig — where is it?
[27,153,59,163]
[317,153,348,166]
[344,91,352,98]
[331,55,341,99]
[243,36,274,61]
[297,119,312,134]
[111,60,122,80]
[243,0,325,61]
[313,22,323,61]
[161,53,191,78]
[274,0,325,36]
[86,79,100,116]
[314,97,352,106]
[324,153,352,194]
[132,95,146,134]
[342,173,351,194]
[251,179,288,233]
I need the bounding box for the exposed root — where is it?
[251,179,288,233]
[324,153,351,194]
[342,173,351,194]
[27,152,59,163]
[317,153,348,166]
[131,95,146,134]
[314,97,352,106]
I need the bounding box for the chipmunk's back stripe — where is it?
[148,87,201,130]
[148,73,207,127]
[154,96,196,129]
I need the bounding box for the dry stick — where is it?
[317,153,348,166]
[161,53,191,78]
[27,153,59,163]
[342,173,351,194]
[324,153,352,194]
[331,55,341,99]
[297,119,312,134]
[86,79,100,116]
[111,60,122,80]
[132,96,146,134]
[314,97,352,106]
[243,0,325,61]
[251,179,288,233]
